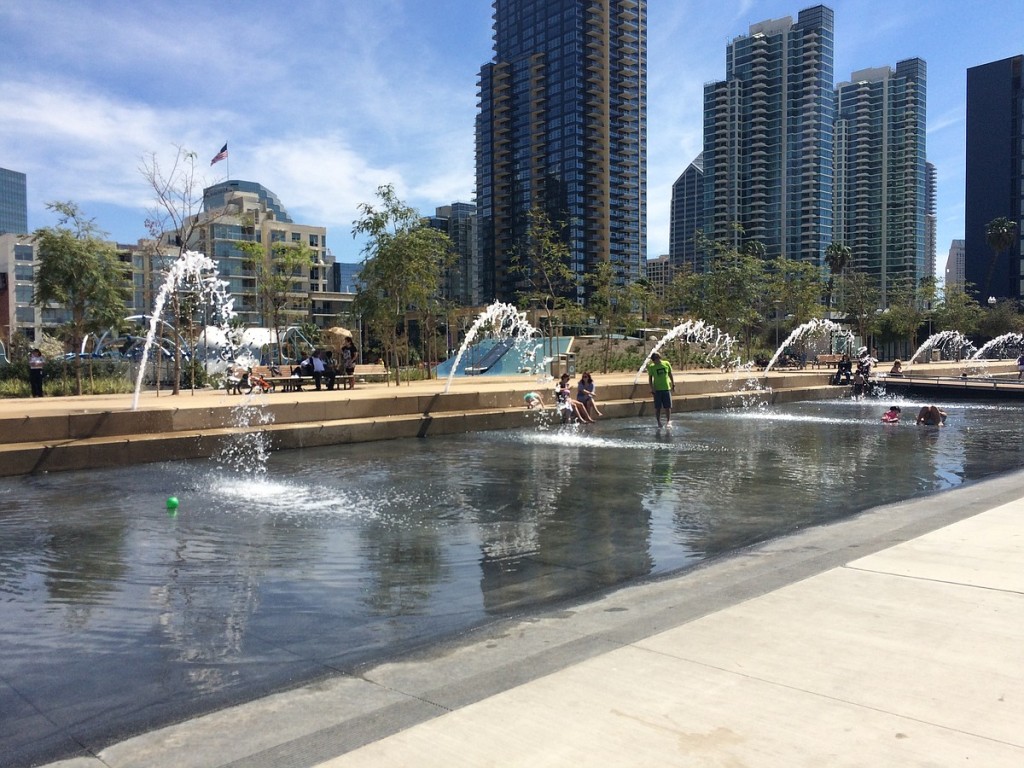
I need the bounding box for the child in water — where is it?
[881,405,901,423]
[523,391,544,410]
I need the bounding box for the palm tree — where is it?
[984,217,1018,297]
[824,242,851,311]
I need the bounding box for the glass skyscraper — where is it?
[703,5,834,265]
[834,59,928,306]
[0,167,28,235]
[965,55,1024,302]
[476,0,646,305]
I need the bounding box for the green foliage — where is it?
[352,184,453,383]
[33,201,131,395]
[238,240,314,363]
[836,271,881,343]
[932,284,983,336]
[984,217,1018,296]
[511,207,579,346]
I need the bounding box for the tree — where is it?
[984,217,1017,297]
[510,207,578,354]
[932,284,983,337]
[33,202,131,395]
[876,279,927,357]
[836,271,881,346]
[237,241,314,364]
[352,184,452,384]
[140,146,219,394]
[824,242,851,311]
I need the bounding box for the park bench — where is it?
[226,365,313,394]
[812,354,845,369]
[335,362,390,388]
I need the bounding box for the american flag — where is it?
[210,143,228,165]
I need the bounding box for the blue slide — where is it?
[464,339,515,374]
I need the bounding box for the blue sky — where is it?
[1,1,1021,274]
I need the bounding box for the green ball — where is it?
[166,496,180,511]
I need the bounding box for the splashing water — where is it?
[632,320,738,384]
[907,330,976,365]
[132,251,236,410]
[215,399,275,478]
[444,302,542,393]
[970,332,1024,360]
[764,319,853,373]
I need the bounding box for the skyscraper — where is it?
[475,0,646,305]
[669,153,704,271]
[0,167,28,235]
[834,59,928,305]
[965,55,1023,301]
[702,5,834,264]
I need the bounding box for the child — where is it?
[881,405,901,423]
[523,391,544,410]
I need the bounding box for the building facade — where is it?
[834,59,928,305]
[475,0,647,305]
[429,203,480,307]
[0,167,28,235]
[945,239,966,291]
[668,153,704,271]
[702,5,834,264]
[965,55,1024,301]
[191,180,349,329]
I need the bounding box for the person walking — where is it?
[646,352,675,428]
[28,348,45,397]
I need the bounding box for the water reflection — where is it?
[3,397,1024,767]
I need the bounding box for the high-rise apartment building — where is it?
[925,161,937,280]
[965,55,1023,301]
[834,59,928,305]
[0,167,28,235]
[476,0,646,305]
[669,153,704,271]
[703,5,834,264]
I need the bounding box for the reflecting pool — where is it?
[3,395,1024,766]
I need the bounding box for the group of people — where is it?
[526,352,677,429]
[293,338,358,391]
[880,404,947,426]
[524,370,605,424]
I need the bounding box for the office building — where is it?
[0,167,28,235]
[644,253,672,295]
[703,5,834,264]
[965,55,1024,301]
[834,59,928,305]
[945,239,965,291]
[429,203,480,306]
[475,0,646,305]
[669,153,704,271]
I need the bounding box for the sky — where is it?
[1,1,1021,275]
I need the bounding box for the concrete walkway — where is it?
[44,466,1024,768]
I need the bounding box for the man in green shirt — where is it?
[646,352,675,428]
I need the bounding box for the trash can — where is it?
[549,353,577,377]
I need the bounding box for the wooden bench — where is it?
[812,354,845,369]
[227,365,313,393]
[337,363,390,387]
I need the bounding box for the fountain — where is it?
[970,332,1024,361]
[132,251,236,410]
[764,318,853,373]
[632,320,738,384]
[907,330,976,365]
[443,301,543,393]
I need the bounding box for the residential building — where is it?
[945,239,965,291]
[965,55,1024,301]
[668,153,704,271]
[429,203,480,306]
[191,180,350,329]
[702,5,834,264]
[475,0,647,305]
[644,254,672,295]
[925,161,937,280]
[834,59,928,305]
[0,167,28,235]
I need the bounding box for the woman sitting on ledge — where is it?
[889,359,903,376]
